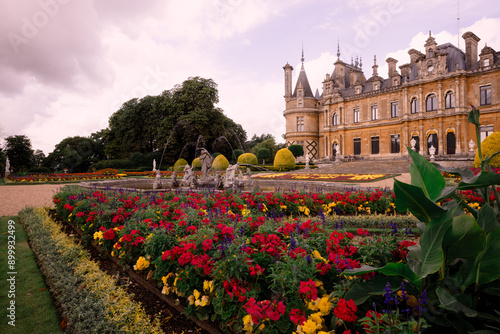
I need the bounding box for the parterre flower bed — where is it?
[53,186,424,333]
[7,172,121,183]
[252,173,397,183]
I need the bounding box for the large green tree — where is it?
[44,135,105,172]
[105,77,247,166]
[4,135,35,173]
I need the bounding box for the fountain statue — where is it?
[223,163,239,188]
[182,164,197,187]
[198,148,213,180]
[171,171,179,188]
[153,159,156,171]
[153,169,162,189]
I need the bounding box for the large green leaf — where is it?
[406,244,422,274]
[477,203,500,233]
[457,171,500,190]
[343,275,402,305]
[394,179,447,224]
[418,208,455,278]
[465,227,500,286]
[408,147,445,201]
[436,286,478,317]
[343,263,421,290]
[431,162,475,180]
[443,215,486,262]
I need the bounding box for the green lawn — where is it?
[0,216,62,333]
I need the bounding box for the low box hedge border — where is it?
[19,207,163,334]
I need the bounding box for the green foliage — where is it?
[43,135,103,173]
[237,152,258,166]
[192,157,202,170]
[174,158,189,171]
[474,132,500,168]
[28,166,52,173]
[345,106,500,332]
[256,147,270,164]
[4,135,35,173]
[105,77,246,165]
[287,144,304,157]
[232,149,244,162]
[273,148,295,171]
[212,154,229,170]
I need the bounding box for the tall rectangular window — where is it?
[353,138,361,155]
[371,105,378,120]
[445,91,455,109]
[298,99,303,108]
[371,136,379,154]
[296,116,304,132]
[411,98,419,114]
[391,102,398,118]
[332,113,338,126]
[391,134,400,153]
[480,85,491,105]
[354,108,360,123]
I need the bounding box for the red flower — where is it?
[299,279,318,300]
[290,309,307,325]
[334,298,358,322]
[103,229,115,240]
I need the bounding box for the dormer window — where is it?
[484,59,490,67]
[429,49,433,57]
[374,84,378,90]
[298,99,303,108]
[356,88,360,94]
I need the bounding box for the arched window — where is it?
[427,133,438,155]
[446,131,456,154]
[411,98,419,114]
[426,94,437,111]
[332,113,338,126]
[445,91,455,109]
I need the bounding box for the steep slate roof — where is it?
[438,43,466,71]
[292,64,315,98]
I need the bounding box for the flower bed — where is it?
[253,173,397,183]
[18,207,163,333]
[7,172,121,183]
[53,186,422,333]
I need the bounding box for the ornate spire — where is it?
[301,44,305,64]
[359,56,363,69]
[337,37,341,59]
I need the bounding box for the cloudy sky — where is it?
[1,0,499,155]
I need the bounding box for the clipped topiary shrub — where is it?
[237,153,258,166]
[273,148,295,171]
[474,132,500,168]
[232,149,244,162]
[212,154,229,170]
[173,158,188,171]
[192,157,202,170]
[288,144,304,157]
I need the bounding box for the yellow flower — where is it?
[188,295,195,305]
[203,280,213,292]
[133,256,150,271]
[310,312,323,326]
[312,250,326,262]
[243,314,254,333]
[193,289,201,300]
[300,319,318,334]
[93,231,104,240]
[317,296,332,315]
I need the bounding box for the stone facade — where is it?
[283,31,500,161]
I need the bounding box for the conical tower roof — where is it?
[292,49,315,98]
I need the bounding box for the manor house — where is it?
[283,31,500,160]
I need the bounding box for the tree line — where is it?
[1,77,285,174]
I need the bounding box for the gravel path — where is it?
[0,184,70,216]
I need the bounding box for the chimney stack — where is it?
[462,31,480,70]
